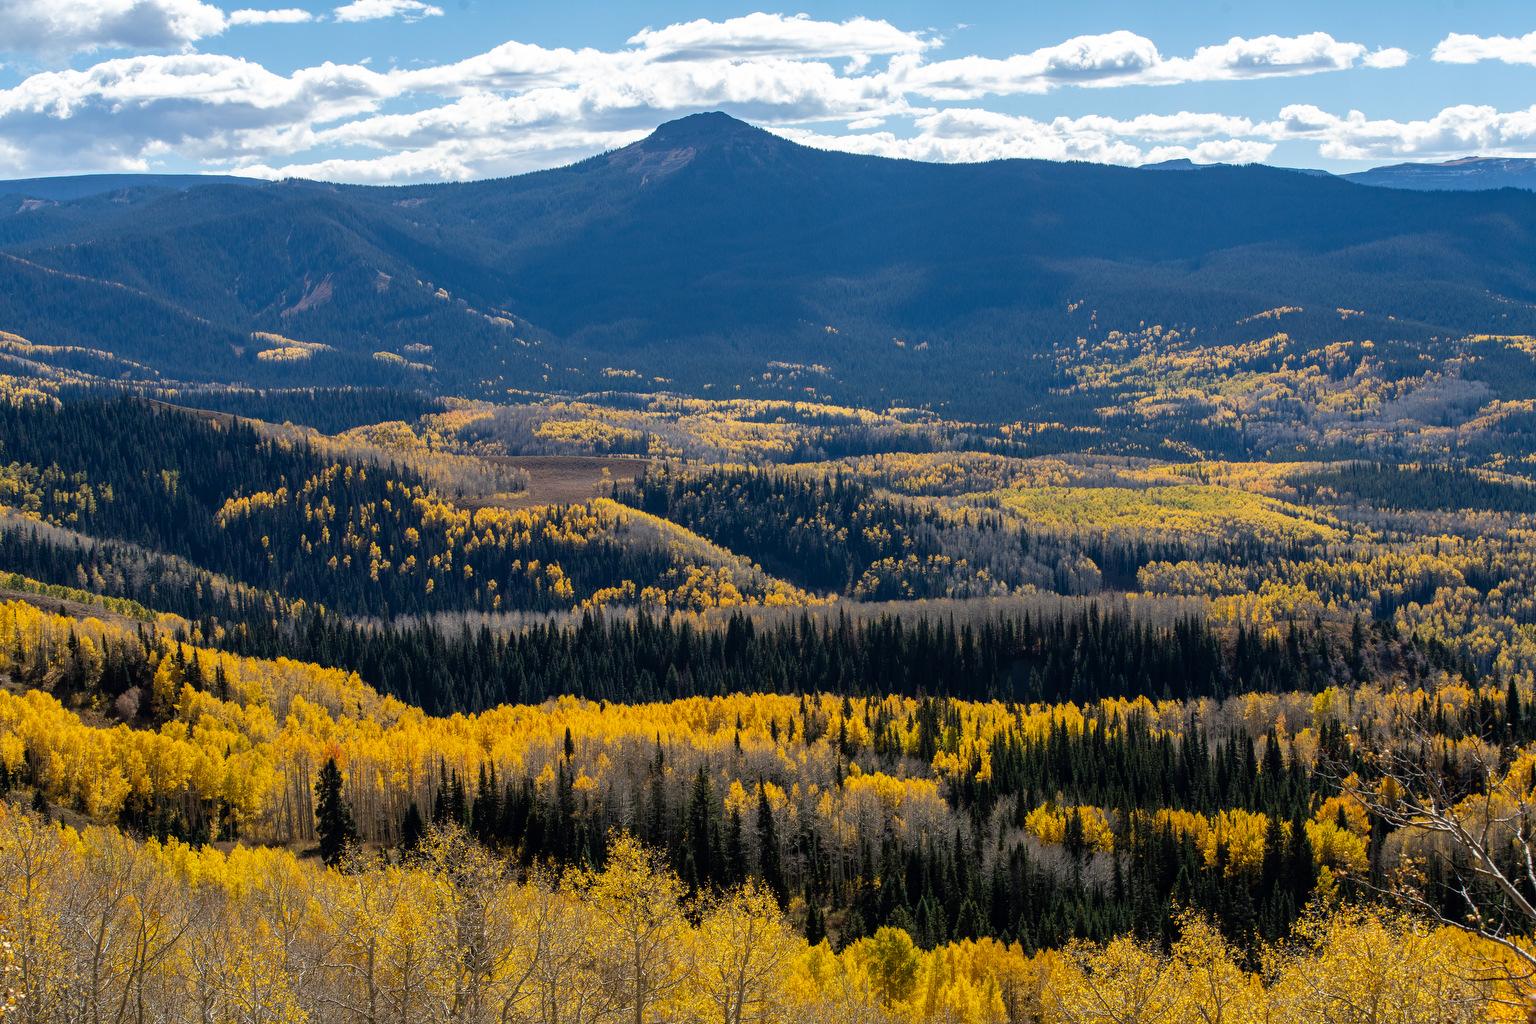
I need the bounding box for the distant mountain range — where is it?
[1,113,1535,413]
[7,152,1532,200]
[1342,157,1536,192]
[0,173,265,202]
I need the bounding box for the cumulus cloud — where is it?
[1363,47,1411,69]
[332,0,442,24]
[0,0,229,55]
[0,13,1422,182]
[1154,33,1408,83]
[241,125,645,181]
[1269,102,1536,160]
[895,30,1406,98]
[780,107,1273,167]
[628,12,930,64]
[0,53,392,174]
[228,8,314,25]
[0,0,322,59]
[1432,31,1536,67]
[325,56,913,169]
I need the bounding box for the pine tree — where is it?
[401,800,424,852]
[757,784,786,906]
[685,766,716,891]
[804,896,827,945]
[725,806,745,885]
[315,757,358,866]
[1507,678,1523,740]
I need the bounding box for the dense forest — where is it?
[0,590,1523,956]
[3,352,1536,1021]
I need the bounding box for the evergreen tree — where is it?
[685,766,717,891]
[725,807,745,886]
[315,757,358,866]
[757,784,786,906]
[401,800,424,852]
[804,897,827,946]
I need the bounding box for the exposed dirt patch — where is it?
[474,455,651,509]
[0,587,148,630]
[283,274,334,317]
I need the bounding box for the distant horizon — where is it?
[0,111,1527,190]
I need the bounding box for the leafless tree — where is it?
[1339,723,1536,1015]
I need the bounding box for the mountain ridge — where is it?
[1343,156,1536,192]
[3,112,1536,414]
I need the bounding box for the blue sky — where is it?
[1,0,1534,182]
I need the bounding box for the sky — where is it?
[1,0,1535,183]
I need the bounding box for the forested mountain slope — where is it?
[4,113,1536,411]
[1343,156,1536,192]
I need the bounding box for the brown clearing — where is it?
[473,455,651,508]
[0,586,148,630]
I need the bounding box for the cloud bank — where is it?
[0,10,1502,183]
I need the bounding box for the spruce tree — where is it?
[725,807,745,885]
[685,766,716,891]
[315,757,358,866]
[804,896,827,945]
[756,784,786,905]
[401,800,424,852]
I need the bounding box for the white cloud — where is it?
[628,13,930,62]
[1148,139,1276,164]
[1432,31,1536,66]
[893,31,1160,99]
[1269,102,1536,160]
[895,30,1405,99]
[334,58,911,158]
[780,108,1273,167]
[228,8,313,25]
[241,125,644,181]
[0,53,392,174]
[0,14,1422,182]
[0,0,314,59]
[396,40,607,94]
[1065,111,1258,141]
[332,0,441,24]
[1363,47,1411,69]
[1152,33,1405,83]
[0,0,228,55]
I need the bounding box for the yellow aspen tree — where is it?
[583,832,690,1024]
[693,880,797,1024]
[1050,935,1181,1024]
[0,811,70,1024]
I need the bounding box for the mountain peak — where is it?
[1141,158,1204,172]
[645,111,768,146]
[609,111,787,179]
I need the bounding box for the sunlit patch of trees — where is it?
[3,591,1533,953]
[0,806,1521,1024]
[0,397,810,617]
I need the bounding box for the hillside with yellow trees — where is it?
[2,582,1535,1018]
[0,810,1521,1024]
[3,345,1536,1019]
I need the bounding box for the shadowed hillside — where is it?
[4,112,1536,412]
